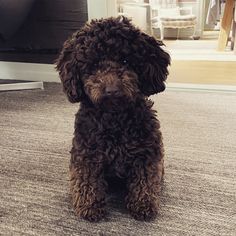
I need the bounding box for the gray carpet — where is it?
[0,83,235,236]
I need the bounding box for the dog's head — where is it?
[56,17,170,106]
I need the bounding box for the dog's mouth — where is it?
[99,95,125,111]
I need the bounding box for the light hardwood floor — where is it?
[165,39,236,85]
[169,61,236,85]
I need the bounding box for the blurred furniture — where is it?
[150,0,197,40]
[118,2,152,34]
[0,0,35,41]
[0,0,87,64]
[217,0,235,51]
[0,0,43,92]
[206,0,220,27]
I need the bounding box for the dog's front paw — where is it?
[77,206,107,222]
[127,200,158,221]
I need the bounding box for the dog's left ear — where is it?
[137,33,171,96]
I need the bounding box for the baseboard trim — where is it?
[0,61,59,83]
[170,52,236,61]
[167,82,236,93]
[0,81,44,91]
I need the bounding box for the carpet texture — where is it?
[0,83,235,236]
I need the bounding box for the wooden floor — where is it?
[168,60,236,85]
[165,38,236,85]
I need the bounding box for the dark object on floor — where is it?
[56,16,170,222]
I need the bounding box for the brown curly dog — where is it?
[56,16,170,222]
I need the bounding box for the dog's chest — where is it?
[75,106,158,177]
[98,111,145,145]
[95,112,151,171]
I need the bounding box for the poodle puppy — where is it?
[56,16,170,222]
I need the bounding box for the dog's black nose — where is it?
[105,86,119,96]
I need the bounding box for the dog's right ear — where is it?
[55,36,84,103]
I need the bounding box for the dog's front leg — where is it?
[69,153,107,222]
[126,157,164,221]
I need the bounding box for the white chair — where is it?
[150,0,197,40]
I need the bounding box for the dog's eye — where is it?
[122,59,127,64]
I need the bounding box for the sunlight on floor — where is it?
[164,38,236,61]
[159,30,235,61]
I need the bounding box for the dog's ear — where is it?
[137,33,171,96]
[55,35,84,103]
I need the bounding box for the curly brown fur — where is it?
[56,16,170,222]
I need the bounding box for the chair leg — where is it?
[160,25,164,40]
[190,25,197,40]
[177,28,180,40]
[217,0,234,51]
[150,27,154,36]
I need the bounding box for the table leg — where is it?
[217,0,234,51]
